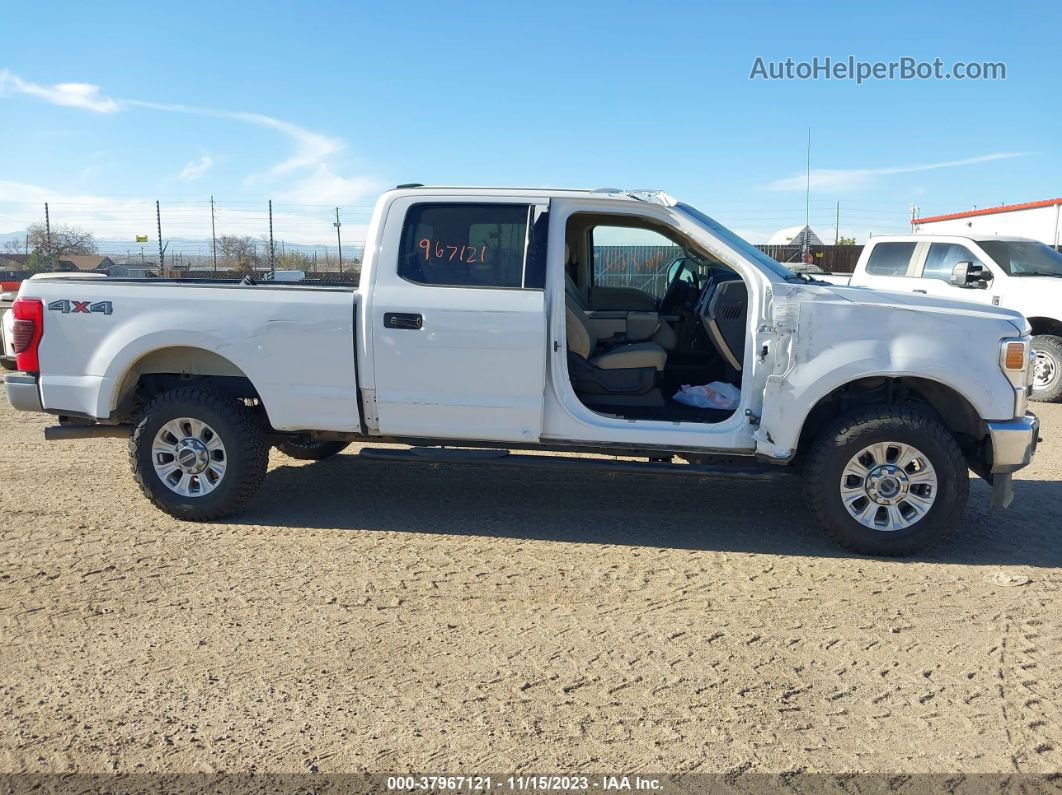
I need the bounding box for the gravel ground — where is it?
[0,399,1059,775]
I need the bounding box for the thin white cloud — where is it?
[0,68,121,113]
[274,166,380,204]
[0,69,379,204]
[766,152,1029,192]
[176,155,214,181]
[124,100,343,178]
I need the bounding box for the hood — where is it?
[797,282,1027,333]
[1002,275,1062,295]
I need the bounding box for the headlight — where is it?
[1000,339,1029,386]
[1001,340,1028,372]
[1000,338,1031,416]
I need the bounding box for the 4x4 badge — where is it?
[47,299,113,315]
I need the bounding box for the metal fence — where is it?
[760,244,863,273]
[592,245,683,297]
[168,269,361,284]
[0,243,907,292]
[590,243,865,294]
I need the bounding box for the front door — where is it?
[370,197,549,443]
[911,241,999,305]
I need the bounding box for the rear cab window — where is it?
[865,242,917,276]
[398,203,541,288]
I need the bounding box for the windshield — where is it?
[675,202,796,280]
[978,240,1062,277]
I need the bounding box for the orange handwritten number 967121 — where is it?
[418,238,487,264]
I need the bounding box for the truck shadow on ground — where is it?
[237,454,1062,567]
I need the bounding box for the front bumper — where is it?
[987,412,1040,474]
[4,373,43,412]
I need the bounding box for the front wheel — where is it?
[1030,335,1062,403]
[803,405,968,556]
[129,387,269,521]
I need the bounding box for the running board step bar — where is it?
[358,446,778,480]
[44,424,132,440]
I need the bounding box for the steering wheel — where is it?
[659,258,697,314]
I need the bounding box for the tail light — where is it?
[12,298,44,373]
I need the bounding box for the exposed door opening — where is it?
[562,212,747,424]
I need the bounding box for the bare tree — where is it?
[2,239,23,254]
[216,235,256,272]
[26,223,98,258]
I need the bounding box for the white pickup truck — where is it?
[3,187,1041,555]
[821,235,1062,402]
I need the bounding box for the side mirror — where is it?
[950,261,990,289]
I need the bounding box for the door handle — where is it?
[913,289,927,294]
[384,312,423,330]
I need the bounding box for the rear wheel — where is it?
[274,435,350,460]
[803,405,968,556]
[1030,334,1062,403]
[130,387,269,520]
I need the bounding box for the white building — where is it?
[766,225,824,246]
[913,198,1062,246]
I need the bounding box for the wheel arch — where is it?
[794,375,986,463]
[1028,317,1062,338]
[111,346,270,424]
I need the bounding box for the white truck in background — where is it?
[821,235,1062,402]
[3,186,1041,556]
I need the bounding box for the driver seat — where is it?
[565,303,667,371]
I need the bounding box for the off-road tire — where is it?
[274,435,350,461]
[129,387,269,521]
[1030,334,1062,403]
[803,404,968,556]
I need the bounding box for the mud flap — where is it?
[990,473,1014,510]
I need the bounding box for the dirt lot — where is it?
[1,399,1060,776]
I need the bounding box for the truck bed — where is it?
[17,276,361,433]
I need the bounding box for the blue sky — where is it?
[1,0,1060,249]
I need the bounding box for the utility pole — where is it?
[334,207,343,271]
[44,202,53,270]
[210,195,218,272]
[803,127,812,263]
[268,199,276,279]
[156,200,164,271]
[909,203,919,232]
[835,201,840,245]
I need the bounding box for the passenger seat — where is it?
[565,245,677,351]
[565,305,667,371]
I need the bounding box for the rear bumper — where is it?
[4,373,43,412]
[988,412,1040,474]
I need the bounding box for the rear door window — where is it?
[865,242,917,276]
[398,203,531,288]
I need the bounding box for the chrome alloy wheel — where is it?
[839,441,937,531]
[152,417,227,496]
[1034,348,1058,389]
